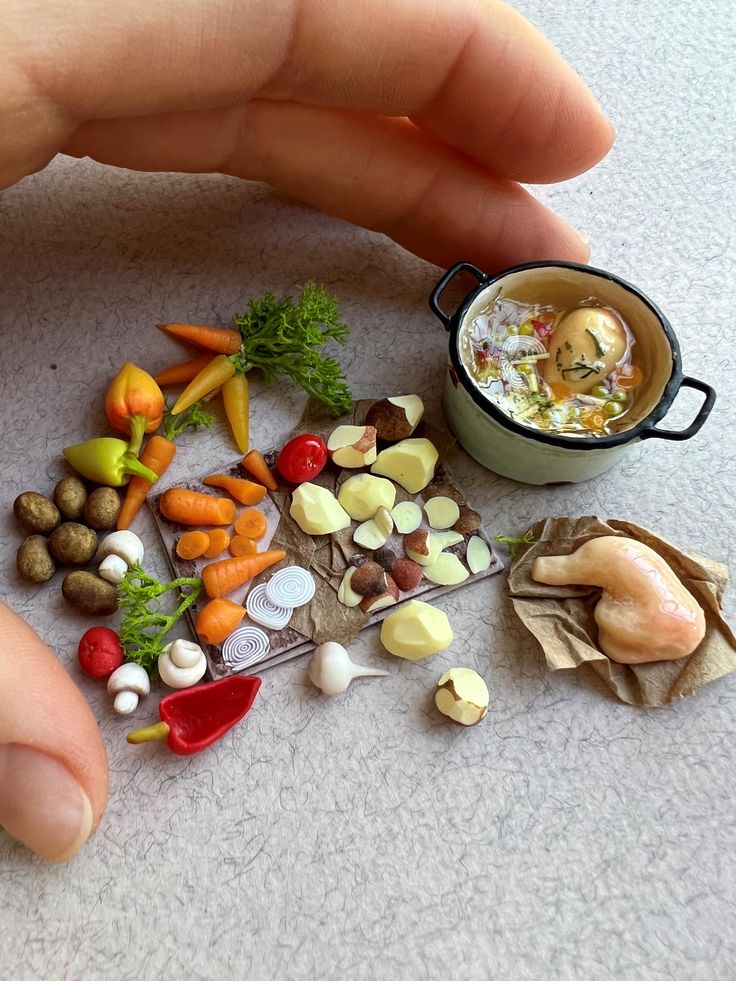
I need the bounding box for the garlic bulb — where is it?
[307,642,387,696]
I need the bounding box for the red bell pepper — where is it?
[126,676,261,755]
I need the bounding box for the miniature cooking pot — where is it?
[429,261,715,485]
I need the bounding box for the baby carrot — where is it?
[202,474,267,506]
[171,355,236,415]
[202,550,286,598]
[195,598,246,645]
[117,435,177,530]
[203,528,231,558]
[222,374,249,454]
[241,449,278,491]
[235,508,268,541]
[229,535,258,557]
[160,488,236,526]
[155,354,214,387]
[176,530,211,560]
[158,323,242,355]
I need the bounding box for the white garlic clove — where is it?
[307,641,388,696]
[113,690,140,715]
[98,553,128,584]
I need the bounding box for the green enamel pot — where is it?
[429,261,716,485]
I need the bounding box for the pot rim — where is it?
[443,260,682,451]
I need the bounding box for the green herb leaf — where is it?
[494,530,536,556]
[118,564,202,674]
[585,328,605,357]
[232,282,353,415]
[163,400,214,441]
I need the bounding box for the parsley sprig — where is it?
[163,400,214,441]
[495,530,536,556]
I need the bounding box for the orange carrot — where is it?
[158,323,242,355]
[203,528,231,558]
[160,488,236,526]
[241,449,278,491]
[229,535,258,557]
[195,598,245,645]
[176,530,211,560]
[117,435,177,530]
[203,550,286,598]
[155,354,214,387]
[202,474,267,505]
[235,508,268,541]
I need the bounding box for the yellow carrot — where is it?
[222,374,249,453]
[171,355,235,415]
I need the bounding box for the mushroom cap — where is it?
[107,661,150,696]
[96,530,144,566]
[98,554,128,584]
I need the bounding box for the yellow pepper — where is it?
[222,374,249,453]
[171,355,236,416]
[105,363,165,454]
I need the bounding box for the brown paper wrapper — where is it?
[508,516,736,707]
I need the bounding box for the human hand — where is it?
[2,0,613,271]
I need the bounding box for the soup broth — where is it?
[458,290,643,437]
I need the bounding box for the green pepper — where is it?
[63,438,159,487]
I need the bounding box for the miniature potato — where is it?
[423,552,469,586]
[390,501,422,534]
[371,438,438,494]
[327,425,377,468]
[365,395,424,441]
[62,571,118,615]
[13,491,60,535]
[17,535,56,583]
[338,568,362,607]
[380,600,453,660]
[390,558,423,592]
[454,505,482,535]
[424,496,461,530]
[360,577,399,613]
[435,668,489,726]
[290,482,351,535]
[353,507,394,550]
[48,522,98,566]
[53,476,88,520]
[83,487,121,530]
[467,536,492,574]
[338,473,396,521]
[404,529,462,567]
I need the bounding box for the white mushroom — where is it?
[98,554,129,584]
[96,530,144,566]
[107,662,150,715]
[307,642,388,696]
[158,639,207,689]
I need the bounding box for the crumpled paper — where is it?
[508,516,736,707]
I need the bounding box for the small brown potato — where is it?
[62,571,118,616]
[17,536,56,583]
[13,491,60,535]
[453,505,482,535]
[53,476,88,520]
[83,487,121,530]
[48,522,98,566]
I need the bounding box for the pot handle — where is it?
[429,262,488,331]
[638,376,716,442]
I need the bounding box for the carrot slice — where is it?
[235,508,268,541]
[229,535,258,557]
[203,528,231,558]
[202,474,267,505]
[176,530,211,560]
[160,488,236,526]
[195,598,245,645]
[157,323,242,355]
[241,449,278,491]
[202,550,286,598]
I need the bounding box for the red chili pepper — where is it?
[277,433,328,483]
[126,676,261,755]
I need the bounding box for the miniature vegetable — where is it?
[48,523,98,566]
[222,373,250,453]
[337,568,362,607]
[171,354,236,415]
[353,506,394,550]
[203,528,231,558]
[105,363,165,454]
[97,530,145,566]
[307,642,387,696]
[63,437,159,487]
[158,639,207,689]
[83,487,121,530]
[202,474,267,505]
[494,530,536,555]
[201,550,286,599]
[16,536,55,583]
[277,434,328,484]
[154,353,214,387]
[235,508,268,541]
[371,438,438,494]
[157,322,242,355]
[176,530,211,560]
[265,567,315,608]
[126,676,261,756]
[98,554,128,584]
[195,597,246,644]
[466,537,491,574]
[454,506,482,535]
[365,395,424,441]
[229,535,258,557]
[423,552,469,586]
[117,564,202,673]
[108,662,150,715]
[289,483,351,535]
[13,492,60,534]
[241,449,278,491]
[77,626,124,680]
[326,425,377,468]
[424,496,460,530]
[359,578,399,613]
[435,668,489,726]
[159,488,236,526]
[380,600,453,660]
[337,473,396,521]
[53,477,87,520]
[62,571,119,616]
[390,501,422,535]
[390,558,423,592]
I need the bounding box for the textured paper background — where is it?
[1,2,735,978]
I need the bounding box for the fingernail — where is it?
[0,744,93,862]
[576,229,590,247]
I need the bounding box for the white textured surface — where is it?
[1,0,735,978]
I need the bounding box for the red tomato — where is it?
[78,626,125,680]
[277,434,328,483]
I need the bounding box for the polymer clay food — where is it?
[16,536,56,583]
[78,627,124,680]
[277,434,328,483]
[307,642,388,695]
[13,491,60,534]
[327,425,377,468]
[83,487,121,530]
[435,668,489,726]
[158,639,207,689]
[53,476,87,521]
[532,536,706,664]
[62,571,119,616]
[365,395,424,441]
[380,600,453,660]
[107,662,150,715]
[63,437,159,486]
[48,522,98,566]
[105,362,165,453]
[338,474,396,521]
[371,438,438,493]
[290,482,351,534]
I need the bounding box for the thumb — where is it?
[0,601,108,862]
